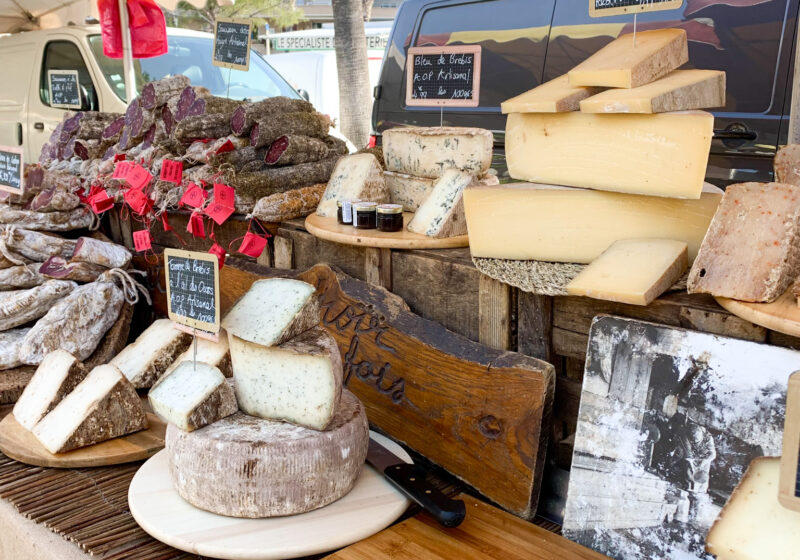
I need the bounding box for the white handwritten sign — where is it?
[48,70,81,109]
[590,0,683,17]
[164,248,220,334]
[213,17,252,71]
[405,46,481,108]
[0,146,23,195]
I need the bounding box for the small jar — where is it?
[377,204,403,232]
[353,202,378,229]
[337,199,361,225]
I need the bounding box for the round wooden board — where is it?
[0,412,166,468]
[128,431,412,560]
[305,213,469,249]
[716,289,800,338]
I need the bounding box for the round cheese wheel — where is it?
[166,389,368,518]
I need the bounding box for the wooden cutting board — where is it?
[325,494,609,560]
[0,412,165,468]
[715,289,800,338]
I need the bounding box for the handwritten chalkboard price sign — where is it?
[779,371,800,511]
[406,46,481,107]
[48,70,81,109]
[164,248,220,335]
[213,17,252,71]
[590,0,683,17]
[0,146,23,195]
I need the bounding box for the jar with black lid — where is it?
[377,204,403,232]
[353,202,378,229]
[337,199,361,225]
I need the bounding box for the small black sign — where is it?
[406,46,481,107]
[164,248,220,333]
[0,147,23,194]
[48,70,81,109]
[213,18,252,71]
[590,0,683,17]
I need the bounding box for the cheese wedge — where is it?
[566,239,688,305]
[110,319,192,389]
[148,361,237,432]
[384,171,435,212]
[579,69,726,113]
[13,349,87,430]
[32,365,147,454]
[774,144,800,186]
[505,111,714,199]
[568,29,688,88]
[382,126,493,179]
[706,457,800,559]
[161,330,231,378]
[316,153,388,217]
[463,183,721,263]
[222,278,320,347]
[502,75,604,113]
[229,327,342,430]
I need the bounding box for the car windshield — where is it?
[87,33,298,102]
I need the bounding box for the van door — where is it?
[0,39,37,153]
[27,37,101,162]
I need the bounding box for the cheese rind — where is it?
[568,29,688,88]
[502,75,604,113]
[148,361,237,432]
[384,171,434,212]
[463,183,721,263]
[316,154,388,217]
[110,319,192,389]
[687,182,800,302]
[166,390,368,518]
[706,457,800,559]
[229,327,342,430]
[566,239,688,305]
[579,69,726,113]
[32,365,147,454]
[382,126,493,179]
[161,331,231,378]
[774,144,800,186]
[222,278,320,347]
[505,111,713,199]
[13,349,87,431]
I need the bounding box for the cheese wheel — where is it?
[167,389,369,518]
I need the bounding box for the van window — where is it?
[40,41,98,110]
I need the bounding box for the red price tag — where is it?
[123,187,153,216]
[187,212,205,238]
[238,232,267,258]
[180,182,207,209]
[160,159,183,184]
[133,230,152,252]
[160,212,172,232]
[214,139,235,155]
[112,161,132,179]
[209,242,226,269]
[126,164,153,190]
[204,201,234,226]
[113,153,126,163]
[89,189,114,214]
[213,183,235,209]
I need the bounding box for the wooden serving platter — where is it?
[128,431,411,560]
[715,289,800,338]
[304,213,469,249]
[0,412,165,468]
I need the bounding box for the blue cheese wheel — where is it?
[166,389,368,518]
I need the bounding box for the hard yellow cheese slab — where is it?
[501,75,603,113]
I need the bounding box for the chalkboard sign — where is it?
[405,46,481,107]
[48,70,81,109]
[213,17,252,71]
[779,371,800,511]
[164,248,220,334]
[0,146,23,195]
[590,0,683,17]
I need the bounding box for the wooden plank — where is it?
[325,494,609,560]
[479,276,513,350]
[678,306,766,342]
[553,327,589,360]
[365,247,392,291]
[273,236,293,269]
[278,227,366,280]
[518,292,553,361]
[256,243,272,268]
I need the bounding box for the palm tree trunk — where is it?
[332,0,372,148]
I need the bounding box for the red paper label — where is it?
[204,201,234,226]
[213,183,235,209]
[238,232,267,258]
[113,153,126,163]
[180,183,207,209]
[159,159,183,184]
[187,212,206,238]
[123,187,152,216]
[126,164,152,190]
[209,243,226,268]
[214,139,235,155]
[160,212,172,232]
[89,189,114,214]
[112,161,132,179]
[133,230,152,252]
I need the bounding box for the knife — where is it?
[367,435,466,527]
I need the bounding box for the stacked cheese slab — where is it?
[467,29,726,306]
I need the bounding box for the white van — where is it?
[0,25,304,162]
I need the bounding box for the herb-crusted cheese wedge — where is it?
[110,319,192,389]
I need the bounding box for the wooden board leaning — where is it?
[715,289,800,338]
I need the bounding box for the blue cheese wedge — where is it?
[316,153,388,217]
[384,171,434,212]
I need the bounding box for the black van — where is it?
[372,0,799,186]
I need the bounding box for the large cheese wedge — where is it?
[568,29,688,88]
[382,126,493,179]
[32,365,147,454]
[148,361,237,432]
[506,110,713,199]
[110,319,192,389]
[167,389,368,518]
[579,69,725,113]
[688,182,800,302]
[222,278,320,347]
[774,144,800,186]
[384,171,434,212]
[13,349,87,430]
[161,330,231,378]
[566,239,688,305]
[706,457,800,559]
[501,75,603,113]
[229,327,342,430]
[316,153,388,217]
[463,183,721,263]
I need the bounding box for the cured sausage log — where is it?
[251,183,326,222]
[29,188,82,212]
[0,227,76,262]
[230,156,341,202]
[209,146,266,171]
[0,280,76,331]
[174,114,233,143]
[265,135,331,166]
[0,265,45,290]
[140,75,191,110]
[0,207,93,231]
[40,256,107,283]
[0,327,31,370]
[71,237,132,269]
[230,97,313,136]
[250,112,330,148]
